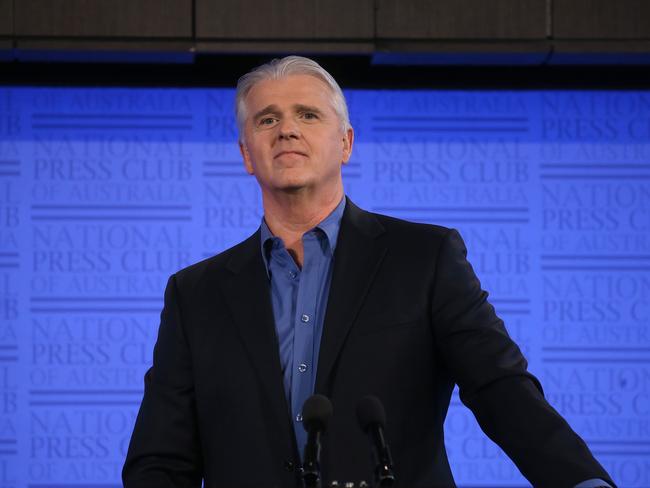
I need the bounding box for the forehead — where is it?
[245,74,335,114]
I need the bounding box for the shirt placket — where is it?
[290,231,319,453]
[270,241,299,401]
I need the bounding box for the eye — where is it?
[258,117,277,126]
[301,112,319,120]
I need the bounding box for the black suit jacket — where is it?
[123,198,614,488]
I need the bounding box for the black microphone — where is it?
[356,396,396,488]
[302,394,333,488]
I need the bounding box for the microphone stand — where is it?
[302,428,322,488]
[301,394,332,488]
[369,425,395,487]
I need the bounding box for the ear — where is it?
[341,127,354,165]
[239,141,255,175]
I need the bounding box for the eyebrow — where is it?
[293,104,325,116]
[252,103,326,122]
[252,104,280,121]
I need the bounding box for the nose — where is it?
[278,118,300,140]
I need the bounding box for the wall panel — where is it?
[15,0,192,38]
[196,0,374,39]
[376,0,547,39]
[553,0,650,39]
[0,0,13,36]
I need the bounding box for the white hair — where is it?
[235,55,351,142]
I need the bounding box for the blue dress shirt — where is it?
[259,197,611,487]
[260,197,346,458]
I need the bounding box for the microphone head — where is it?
[302,394,333,433]
[356,395,386,433]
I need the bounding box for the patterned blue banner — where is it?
[0,87,648,487]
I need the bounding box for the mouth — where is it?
[274,150,307,159]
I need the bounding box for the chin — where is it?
[277,184,309,194]
[273,176,314,193]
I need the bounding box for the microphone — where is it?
[356,396,396,488]
[302,394,333,488]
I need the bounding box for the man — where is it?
[123,56,615,488]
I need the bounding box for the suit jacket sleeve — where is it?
[431,229,615,488]
[122,274,203,488]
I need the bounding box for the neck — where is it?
[262,186,343,268]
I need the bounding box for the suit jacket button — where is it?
[284,460,294,472]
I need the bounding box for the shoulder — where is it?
[170,230,260,292]
[377,212,463,265]
[341,201,465,269]
[372,210,451,239]
[345,197,450,236]
[351,202,457,248]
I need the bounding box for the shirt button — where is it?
[296,413,303,422]
[284,460,295,472]
[298,363,307,373]
[301,314,310,323]
[289,270,297,279]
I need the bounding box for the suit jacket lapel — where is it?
[216,231,295,444]
[315,198,387,394]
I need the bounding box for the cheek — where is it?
[321,131,343,150]
[328,137,346,159]
[247,143,269,164]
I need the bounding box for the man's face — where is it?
[239,74,353,197]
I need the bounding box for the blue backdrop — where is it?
[0,86,648,487]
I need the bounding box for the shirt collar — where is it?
[260,196,347,271]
